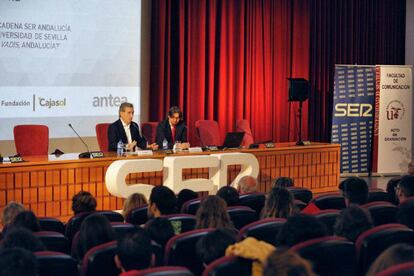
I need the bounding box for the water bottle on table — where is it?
[162,138,168,150]
[117,140,124,156]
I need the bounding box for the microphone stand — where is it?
[68,123,91,158]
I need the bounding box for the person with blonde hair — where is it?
[195,196,234,229]
[262,187,297,219]
[367,244,414,275]
[1,201,24,231]
[122,193,148,218]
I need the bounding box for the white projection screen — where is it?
[0,0,143,147]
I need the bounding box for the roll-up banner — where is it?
[332,65,376,173]
[372,65,412,174]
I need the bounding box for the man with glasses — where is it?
[155,106,188,149]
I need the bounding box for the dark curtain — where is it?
[149,0,405,145]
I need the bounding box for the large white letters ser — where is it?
[105,153,259,198]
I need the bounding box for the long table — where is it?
[0,142,340,222]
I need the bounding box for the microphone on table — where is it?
[68,123,91,158]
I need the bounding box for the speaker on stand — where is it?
[288,78,310,146]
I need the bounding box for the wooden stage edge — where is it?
[0,142,340,222]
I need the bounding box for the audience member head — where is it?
[276,214,327,247]
[77,214,115,261]
[196,228,236,266]
[334,205,373,242]
[148,186,177,218]
[145,217,175,248]
[237,176,258,194]
[262,187,297,219]
[264,249,316,276]
[272,177,294,188]
[10,211,40,232]
[2,228,45,252]
[396,175,414,203]
[1,201,24,228]
[122,193,148,218]
[397,198,414,229]
[339,177,368,206]
[115,227,152,272]
[195,196,234,229]
[0,248,37,276]
[177,189,198,211]
[367,244,414,276]
[386,177,402,205]
[216,186,239,206]
[71,191,97,215]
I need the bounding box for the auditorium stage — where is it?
[0,142,340,222]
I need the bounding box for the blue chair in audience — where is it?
[291,236,357,276]
[314,209,340,235]
[164,228,214,275]
[237,218,286,246]
[125,205,149,225]
[181,198,202,215]
[110,222,136,238]
[287,186,313,204]
[81,240,119,276]
[160,214,196,234]
[368,187,392,203]
[362,201,398,226]
[202,255,252,276]
[34,231,69,254]
[65,211,94,244]
[311,193,346,210]
[238,192,265,215]
[227,206,258,230]
[35,251,79,276]
[131,266,194,276]
[38,217,65,234]
[355,223,414,274]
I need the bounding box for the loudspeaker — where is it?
[288,78,309,102]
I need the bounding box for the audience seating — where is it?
[294,199,307,210]
[291,236,357,276]
[181,198,202,215]
[376,261,414,276]
[65,211,94,244]
[314,209,340,235]
[141,122,158,144]
[160,214,196,234]
[355,224,414,274]
[287,186,313,204]
[227,206,258,230]
[14,124,49,156]
[151,241,165,267]
[131,266,194,276]
[238,192,265,215]
[195,120,222,146]
[368,188,392,203]
[95,123,110,152]
[35,251,79,276]
[202,255,252,276]
[362,201,398,226]
[125,205,149,225]
[38,217,65,234]
[81,240,119,276]
[96,210,124,222]
[110,222,136,238]
[164,228,214,275]
[235,119,254,147]
[237,218,286,246]
[34,231,69,254]
[311,193,346,210]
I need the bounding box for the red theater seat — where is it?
[237,218,286,246]
[313,209,340,235]
[287,186,313,204]
[376,261,414,276]
[159,213,196,234]
[38,217,65,234]
[362,201,398,226]
[141,122,158,144]
[235,119,254,147]
[125,205,149,225]
[130,266,193,276]
[311,193,346,210]
[238,192,266,215]
[34,231,69,254]
[202,255,252,276]
[35,251,79,276]
[195,120,222,147]
[14,124,49,156]
[227,206,258,230]
[95,123,110,152]
[181,198,202,215]
[81,241,119,276]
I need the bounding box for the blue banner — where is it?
[331,65,376,173]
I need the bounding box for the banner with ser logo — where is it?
[372,65,412,174]
[331,65,376,173]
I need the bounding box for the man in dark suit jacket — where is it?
[155,106,188,149]
[108,102,158,152]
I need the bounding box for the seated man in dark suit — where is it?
[155,106,188,149]
[108,102,158,151]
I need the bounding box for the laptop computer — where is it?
[220,132,245,149]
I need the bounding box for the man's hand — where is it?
[126,141,137,151]
[148,143,159,150]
